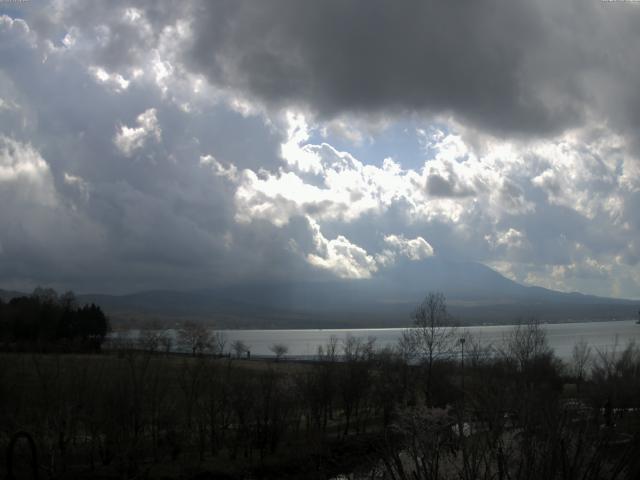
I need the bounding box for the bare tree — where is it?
[139,330,162,353]
[397,329,418,362]
[591,340,640,409]
[378,407,455,480]
[339,335,376,434]
[178,321,213,356]
[231,339,248,359]
[59,290,77,310]
[269,343,288,361]
[572,338,592,392]
[405,292,457,403]
[503,317,551,370]
[211,331,227,356]
[159,332,173,354]
[317,335,339,362]
[31,286,59,304]
[460,330,494,369]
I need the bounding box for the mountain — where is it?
[2,258,638,328]
[0,289,25,302]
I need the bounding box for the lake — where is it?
[113,320,640,361]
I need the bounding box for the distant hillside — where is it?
[2,258,637,329]
[0,289,25,303]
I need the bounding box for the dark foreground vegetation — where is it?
[1,292,640,479]
[0,288,109,352]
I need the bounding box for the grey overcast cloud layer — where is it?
[1,0,640,297]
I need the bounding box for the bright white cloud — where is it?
[485,228,526,250]
[306,219,435,278]
[89,66,130,92]
[0,98,18,111]
[306,217,378,279]
[228,115,519,232]
[114,108,161,156]
[0,136,57,206]
[211,112,640,292]
[280,111,324,175]
[383,234,434,260]
[232,116,540,235]
[375,235,434,268]
[0,14,36,48]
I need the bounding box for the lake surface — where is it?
[114,320,640,361]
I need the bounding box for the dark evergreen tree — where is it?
[0,288,110,350]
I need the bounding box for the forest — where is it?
[1,292,640,479]
[0,288,110,352]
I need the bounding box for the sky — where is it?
[1,0,640,298]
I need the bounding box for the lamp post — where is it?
[460,337,466,393]
[459,336,467,431]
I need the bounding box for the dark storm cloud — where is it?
[183,0,605,136]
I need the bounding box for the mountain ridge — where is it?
[1,258,637,328]
[0,258,638,328]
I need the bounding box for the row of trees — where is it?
[111,321,290,360]
[0,288,110,350]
